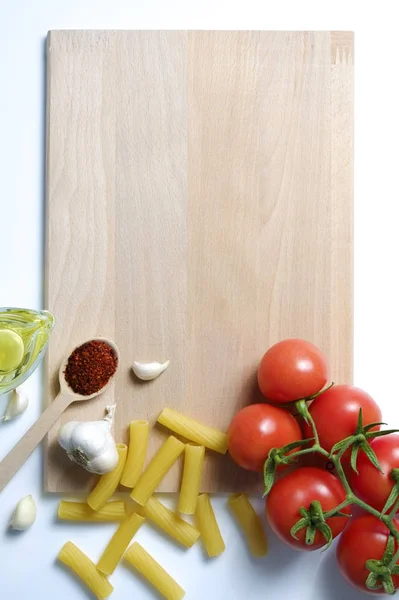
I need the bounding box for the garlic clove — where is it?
[9,495,37,530]
[132,360,170,381]
[58,421,80,450]
[1,387,29,422]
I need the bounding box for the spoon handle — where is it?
[0,392,72,494]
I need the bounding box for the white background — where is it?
[0,1,398,598]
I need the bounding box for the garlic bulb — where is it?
[58,404,119,474]
[132,360,170,381]
[1,387,29,422]
[10,495,37,530]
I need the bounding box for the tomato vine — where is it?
[263,394,399,595]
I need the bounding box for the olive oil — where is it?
[0,308,55,395]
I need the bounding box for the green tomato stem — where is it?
[288,447,318,460]
[307,408,320,447]
[316,446,331,459]
[286,444,331,464]
[331,454,352,496]
[390,545,399,570]
[322,499,351,519]
[295,400,320,447]
[352,496,391,521]
[388,496,399,523]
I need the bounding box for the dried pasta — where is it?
[58,541,113,600]
[97,512,145,575]
[130,436,184,506]
[195,493,225,557]
[120,420,149,489]
[87,444,127,511]
[58,500,126,522]
[178,444,205,514]
[125,542,185,600]
[157,408,228,454]
[133,496,200,548]
[228,494,268,557]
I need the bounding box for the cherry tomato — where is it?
[257,339,329,404]
[227,404,302,472]
[303,385,382,454]
[266,467,350,550]
[350,434,399,511]
[337,514,399,594]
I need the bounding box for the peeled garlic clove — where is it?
[132,360,170,381]
[9,495,37,530]
[1,387,29,422]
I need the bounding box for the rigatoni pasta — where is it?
[58,500,126,522]
[87,444,127,511]
[157,408,228,454]
[228,494,268,557]
[120,420,149,488]
[57,541,113,600]
[195,493,225,557]
[97,512,145,575]
[125,542,185,600]
[133,496,200,548]
[130,436,184,506]
[178,445,205,514]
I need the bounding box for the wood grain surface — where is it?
[45,31,354,493]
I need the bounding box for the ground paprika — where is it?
[64,340,118,395]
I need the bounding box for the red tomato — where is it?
[257,339,329,404]
[266,467,350,550]
[337,514,399,594]
[350,434,399,511]
[303,385,382,454]
[227,404,302,472]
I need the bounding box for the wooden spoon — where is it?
[0,337,119,494]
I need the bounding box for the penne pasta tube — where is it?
[87,444,127,511]
[228,494,268,557]
[178,445,205,514]
[157,408,228,454]
[58,500,126,522]
[120,420,149,489]
[130,436,184,506]
[133,497,200,548]
[97,512,145,575]
[58,541,113,600]
[125,542,185,600]
[195,493,225,557]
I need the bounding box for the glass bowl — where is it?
[0,307,55,395]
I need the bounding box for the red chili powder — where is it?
[64,340,118,396]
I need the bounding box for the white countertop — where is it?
[1,1,399,598]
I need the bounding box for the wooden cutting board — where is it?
[45,30,353,493]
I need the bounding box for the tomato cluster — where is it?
[227,338,399,594]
